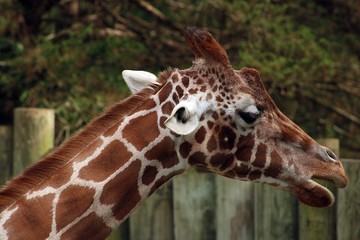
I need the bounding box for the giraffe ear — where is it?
[164,100,199,135]
[122,70,159,94]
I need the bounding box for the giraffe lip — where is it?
[293,178,335,208]
[311,173,348,188]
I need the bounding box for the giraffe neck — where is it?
[0,87,187,239]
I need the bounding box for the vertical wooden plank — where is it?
[173,171,216,240]
[216,176,254,240]
[337,159,360,240]
[254,184,297,240]
[0,126,12,185]
[299,138,339,240]
[130,182,174,240]
[13,108,55,176]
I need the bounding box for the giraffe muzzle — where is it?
[281,147,349,208]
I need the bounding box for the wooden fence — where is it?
[0,108,359,240]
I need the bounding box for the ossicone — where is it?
[184,27,231,68]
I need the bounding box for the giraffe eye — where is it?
[238,110,261,124]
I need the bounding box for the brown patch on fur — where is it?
[158,82,173,103]
[182,76,190,88]
[234,164,251,178]
[212,112,219,120]
[122,111,159,151]
[264,150,283,178]
[253,143,267,168]
[60,212,112,240]
[189,88,198,94]
[171,73,179,82]
[78,140,132,182]
[194,126,206,144]
[56,185,95,231]
[176,85,184,97]
[212,85,218,92]
[4,194,54,240]
[235,135,255,162]
[100,159,142,221]
[159,116,168,129]
[179,141,192,158]
[144,137,179,168]
[161,101,174,115]
[188,151,206,166]
[142,166,158,185]
[210,153,233,170]
[208,77,215,87]
[0,76,167,212]
[173,92,179,103]
[207,134,217,152]
[248,170,262,180]
[218,126,236,150]
[220,156,234,171]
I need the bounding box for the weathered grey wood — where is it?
[130,182,174,240]
[254,184,297,240]
[0,126,13,185]
[13,108,55,176]
[216,176,254,240]
[173,170,216,240]
[299,138,339,240]
[337,159,360,240]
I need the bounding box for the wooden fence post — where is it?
[0,126,13,185]
[216,176,254,240]
[13,108,55,176]
[254,184,297,240]
[299,138,339,240]
[173,171,216,240]
[129,182,174,240]
[337,159,360,240]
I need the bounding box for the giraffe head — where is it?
[123,27,348,208]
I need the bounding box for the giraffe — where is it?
[0,27,348,240]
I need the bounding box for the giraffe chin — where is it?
[292,179,335,208]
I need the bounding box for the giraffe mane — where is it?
[0,69,172,212]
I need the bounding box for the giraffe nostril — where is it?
[323,147,337,163]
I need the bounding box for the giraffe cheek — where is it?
[235,148,252,162]
[188,151,207,166]
[252,143,267,168]
[233,163,251,178]
[264,151,283,178]
[218,126,236,150]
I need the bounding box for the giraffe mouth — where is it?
[291,173,347,208]
[292,178,335,208]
